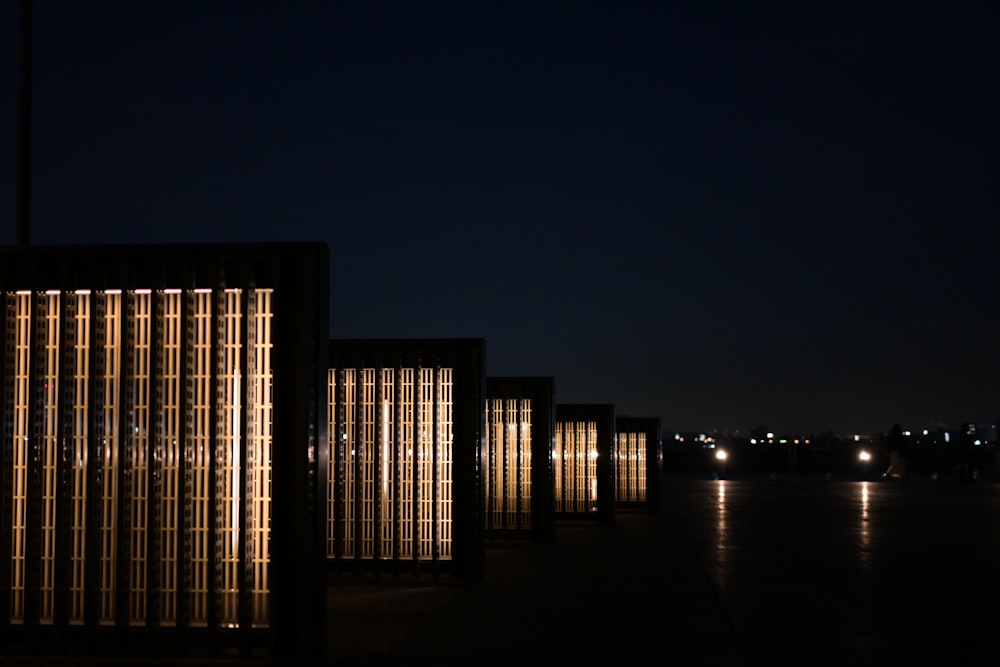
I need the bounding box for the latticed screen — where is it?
[3,287,272,629]
[553,420,598,513]
[616,432,647,503]
[484,398,532,530]
[327,367,454,561]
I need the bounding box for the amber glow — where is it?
[328,367,454,561]
[554,421,598,513]
[484,399,533,530]
[3,287,273,630]
[615,431,647,503]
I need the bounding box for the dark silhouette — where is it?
[882,423,907,479]
[958,423,976,482]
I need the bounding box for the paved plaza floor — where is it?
[5,476,999,665]
[327,476,1000,666]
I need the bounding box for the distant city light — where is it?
[766,432,774,439]
[750,438,757,445]
[859,450,871,462]
[715,449,728,461]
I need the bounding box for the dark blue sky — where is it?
[1,1,997,435]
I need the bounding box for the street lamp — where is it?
[715,448,728,480]
[858,449,871,480]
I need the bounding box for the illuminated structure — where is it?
[0,243,329,661]
[554,404,615,523]
[484,377,555,543]
[327,339,485,581]
[614,417,662,510]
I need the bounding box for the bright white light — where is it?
[715,449,728,461]
[750,438,757,444]
[859,450,871,462]
[766,432,774,439]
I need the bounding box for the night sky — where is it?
[1,2,997,436]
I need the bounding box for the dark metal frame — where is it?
[614,416,663,511]
[484,376,555,544]
[0,243,329,661]
[328,338,485,582]
[554,403,616,523]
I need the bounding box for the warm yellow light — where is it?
[715,449,728,461]
[859,450,871,462]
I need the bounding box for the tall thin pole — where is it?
[16,0,33,247]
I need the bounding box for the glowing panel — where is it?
[159,290,181,625]
[188,291,211,626]
[70,291,90,623]
[9,292,30,622]
[554,420,598,513]
[616,432,647,503]
[128,290,151,624]
[40,291,60,623]
[328,365,454,562]
[218,289,241,627]
[99,291,121,624]
[484,398,533,530]
[2,283,277,636]
[248,288,272,626]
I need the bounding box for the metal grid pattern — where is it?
[217,289,242,627]
[0,243,329,662]
[68,292,89,623]
[327,366,454,563]
[127,290,151,624]
[484,398,532,531]
[97,291,120,624]
[2,287,272,631]
[8,292,30,622]
[39,292,59,623]
[553,421,599,514]
[615,432,647,503]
